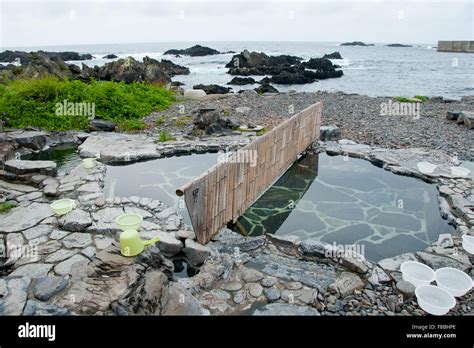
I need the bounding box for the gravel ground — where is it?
[146,91,474,161]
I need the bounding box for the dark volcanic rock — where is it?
[191,108,238,136]
[255,82,279,94]
[225,50,302,71]
[303,58,344,79]
[155,58,190,76]
[226,50,342,84]
[102,54,118,59]
[97,56,171,84]
[193,84,232,94]
[322,52,343,59]
[386,43,412,47]
[164,45,220,57]
[227,77,257,85]
[89,119,117,132]
[270,71,316,84]
[340,41,375,46]
[0,50,93,63]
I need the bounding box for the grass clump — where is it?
[0,76,175,131]
[175,115,193,127]
[157,130,176,142]
[156,115,166,125]
[394,96,427,103]
[0,202,16,213]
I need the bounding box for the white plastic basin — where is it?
[400,261,435,287]
[450,166,470,177]
[462,234,474,254]
[115,213,143,231]
[50,199,75,215]
[83,158,95,169]
[415,285,456,315]
[417,162,436,174]
[435,267,473,297]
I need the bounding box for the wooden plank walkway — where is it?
[176,102,322,244]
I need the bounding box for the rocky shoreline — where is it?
[0,125,472,316]
[148,91,474,161]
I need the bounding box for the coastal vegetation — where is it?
[0,202,16,213]
[0,77,175,131]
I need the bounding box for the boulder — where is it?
[161,283,203,315]
[163,45,220,57]
[156,58,190,76]
[58,209,92,232]
[97,56,171,84]
[255,82,279,94]
[320,125,342,141]
[184,89,207,100]
[183,239,212,266]
[33,276,69,301]
[193,84,231,95]
[322,52,343,59]
[6,130,47,151]
[227,77,257,85]
[89,119,116,132]
[102,54,118,59]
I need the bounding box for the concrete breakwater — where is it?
[437,41,474,53]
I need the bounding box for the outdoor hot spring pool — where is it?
[48,149,453,262]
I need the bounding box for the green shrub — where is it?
[117,119,146,131]
[157,130,176,142]
[414,95,428,101]
[0,76,175,131]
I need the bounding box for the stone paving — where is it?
[0,131,472,316]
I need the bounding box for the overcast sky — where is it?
[0,0,472,48]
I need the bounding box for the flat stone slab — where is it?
[252,303,320,316]
[0,277,31,315]
[0,202,54,233]
[78,133,159,163]
[247,253,337,293]
[10,263,54,279]
[6,130,47,150]
[5,160,57,176]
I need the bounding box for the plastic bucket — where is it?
[462,234,474,254]
[115,213,143,232]
[435,267,473,297]
[50,199,75,215]
[450,166,470,177]
[400,261,435,287]
[415,285,456,315]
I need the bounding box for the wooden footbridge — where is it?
[176,102,322,244]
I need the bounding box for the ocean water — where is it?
[4,41,474,98]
